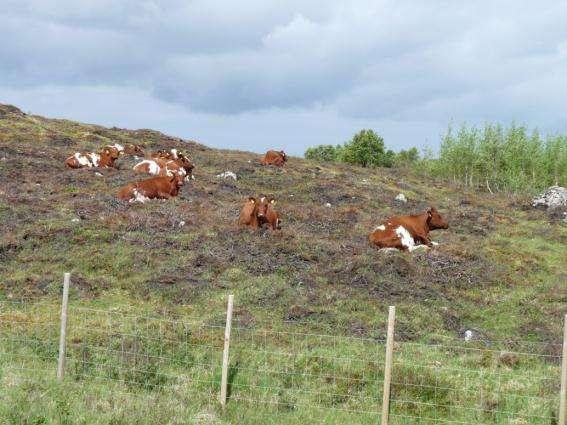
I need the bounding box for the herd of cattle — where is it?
[65,144,447,251]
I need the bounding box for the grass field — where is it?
[0,103,566,424]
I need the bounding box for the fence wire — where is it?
[0,299,563,425]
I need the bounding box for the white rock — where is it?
[71,218,80,223]
[94,172,103,177]
[216,171,237,180]
[464,330,473,342]
[178,220,186,228]
[325,202,332,208]
[395,193,407,203]
[532,186,567,209]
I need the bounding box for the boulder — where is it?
[532,186,567,209]
[395,193,407,203]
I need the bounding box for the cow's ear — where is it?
[270,198,276,205]
[248,197,256,203]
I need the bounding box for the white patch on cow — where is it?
[170,148,178,158]
[74,153,91,167]
[132,189,150,203]
[135,160,160,175]
[260,196,266,202]
[374,224,386,231]
[395,225,414,251]
[88,153,100,167]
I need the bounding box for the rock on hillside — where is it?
[532,186,567,209]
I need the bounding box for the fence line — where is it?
[0,273,565,424]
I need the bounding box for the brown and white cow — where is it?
[132,153,194,181]
[105,143,145,157]
[117,175,184,203]
[261,150,287,166]
[238,195,281,230]
[368,207,448,251]
[65,147,120,169]
[150,148,179,160]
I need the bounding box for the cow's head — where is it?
[170,174,185,190]
[102,147,120,161]
[427,207,448,229]
[280,151,287,162]
[126,144,145,156]
[105,145,122,158]
[256,195,275,219]
[177,153,195,180]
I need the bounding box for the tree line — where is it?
[304,124,566,193]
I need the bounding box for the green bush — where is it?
[304,144,342,162]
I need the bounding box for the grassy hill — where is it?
[0,103,565,424]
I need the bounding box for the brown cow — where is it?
[117,175,184,203]
[368,207,448,251]
[104,143,145,157]
[65,147,119,169]
[238,195,281,230]
[150,148,179,160]
[261,150,287,166]
[132,154,194,181]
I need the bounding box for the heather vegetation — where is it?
[0,105,565,424]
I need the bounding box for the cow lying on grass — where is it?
[261,150,287,166]
[65,147,120,169]
[150,148,179,160]
[369,207,448,251]
[238,195,281,231]
[132,153,194,181]
[117,175,184,203]
[106,143,145,157]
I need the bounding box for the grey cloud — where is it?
[1,0,567,154]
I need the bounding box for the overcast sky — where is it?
[2,1,567,156]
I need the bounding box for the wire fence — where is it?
[0,291,565,425]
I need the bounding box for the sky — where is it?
[2,1,567,156]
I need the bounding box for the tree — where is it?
[341,129,393,167]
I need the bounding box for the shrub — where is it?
[342,129,395,167]
[304,144,342,162]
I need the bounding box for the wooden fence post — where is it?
[57,273,70,381]
[220,294,234,408]
[381,306,396,425]
[559,314,567,425]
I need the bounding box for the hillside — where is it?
[0,103,566,424]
